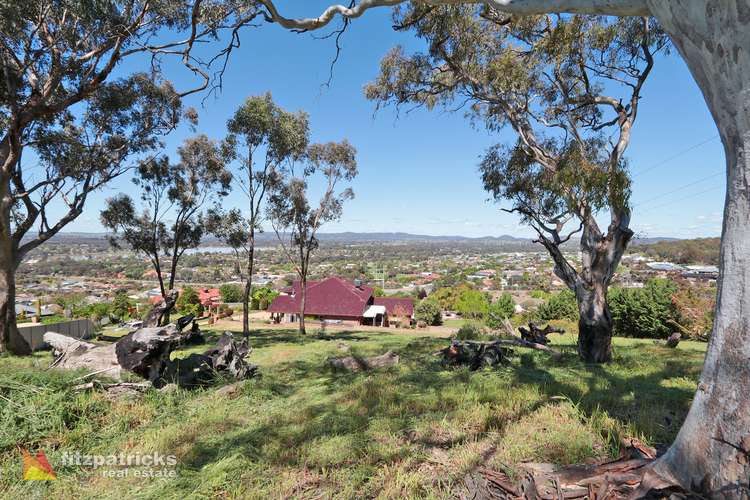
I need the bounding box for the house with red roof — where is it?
[197,287,221,308]
[267,277,414,327]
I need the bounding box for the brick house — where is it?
[267,277,414,327]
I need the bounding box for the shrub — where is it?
[176,286,204,318]
[535,289,578,322]
[111,290,131,321]
[414,299,442,326]
[455,288,490,320]
[219,283,244,303]
[486,293,515,329]
[609,279,678,339]
[455,321,486,340]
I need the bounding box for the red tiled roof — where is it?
[374,297,414,317]
[267,277,373,318]
[197,288,221,307]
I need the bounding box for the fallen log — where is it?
[73,381,151,401]
[500,319,564,359]
[45,327,258,388]
[163,333,259,387]
[45,332,122,377]
[327,350,399,372]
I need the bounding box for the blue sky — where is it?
[59,6,725,239]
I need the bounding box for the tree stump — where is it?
[142,290,178,327]
[666,332,681,348]
[518,322,565,345]
[439,340,512,370]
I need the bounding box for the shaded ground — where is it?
[0,328,705,499]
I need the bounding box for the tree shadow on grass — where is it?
[509,343,703,445]
[174,335,704,486]
[199,328,368,351]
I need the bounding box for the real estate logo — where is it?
[21,448,57,480]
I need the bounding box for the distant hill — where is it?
[45,231,536,246]
[630,237,720,265]
[43,231,691,250]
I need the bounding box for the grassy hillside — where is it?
[0,327,705,499]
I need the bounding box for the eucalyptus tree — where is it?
[207,94,309,338]
[0,0,266,353]
[366,10,666,362]
[0,75,182,353]
[257,0,750,493]
[268,140,358,335]
[101,135,230,301]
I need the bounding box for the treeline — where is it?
[535,278,715,340]
[631,238,720,265]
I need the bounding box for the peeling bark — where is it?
[644,2,750,495]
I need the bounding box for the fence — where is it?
[17,318,96,351]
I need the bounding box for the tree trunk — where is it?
[646,1,750,495]
[298,278,307,335]
[0,254,29,355]
[0,157,29,355]
[242,245,254,338]
[576,283,612,363]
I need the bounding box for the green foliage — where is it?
[632,238,720,266]
[176,286,204,318]
[101,135,230,292]
[535,290,579,322]
[530,290,551,300]
[455,288,490,320]
[252,287,279,310]
[454,321,487,340]
[219,284,244,303]
[414,299,442,326]
[609,279,678,339]
[111,290,132,321]
[487,293,515,329]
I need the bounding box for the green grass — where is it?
[0,328,705,499]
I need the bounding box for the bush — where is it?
[176,286,204,318]
[609,279,678,339]
[455,288,490,320]
[414,299,442,326]
[111,290,131,321]
[486,293,515,329]
[455,321,486,340]
[535,289,578,322]
[219,283,244,303]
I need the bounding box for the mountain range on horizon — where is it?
[42,231,679,246]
